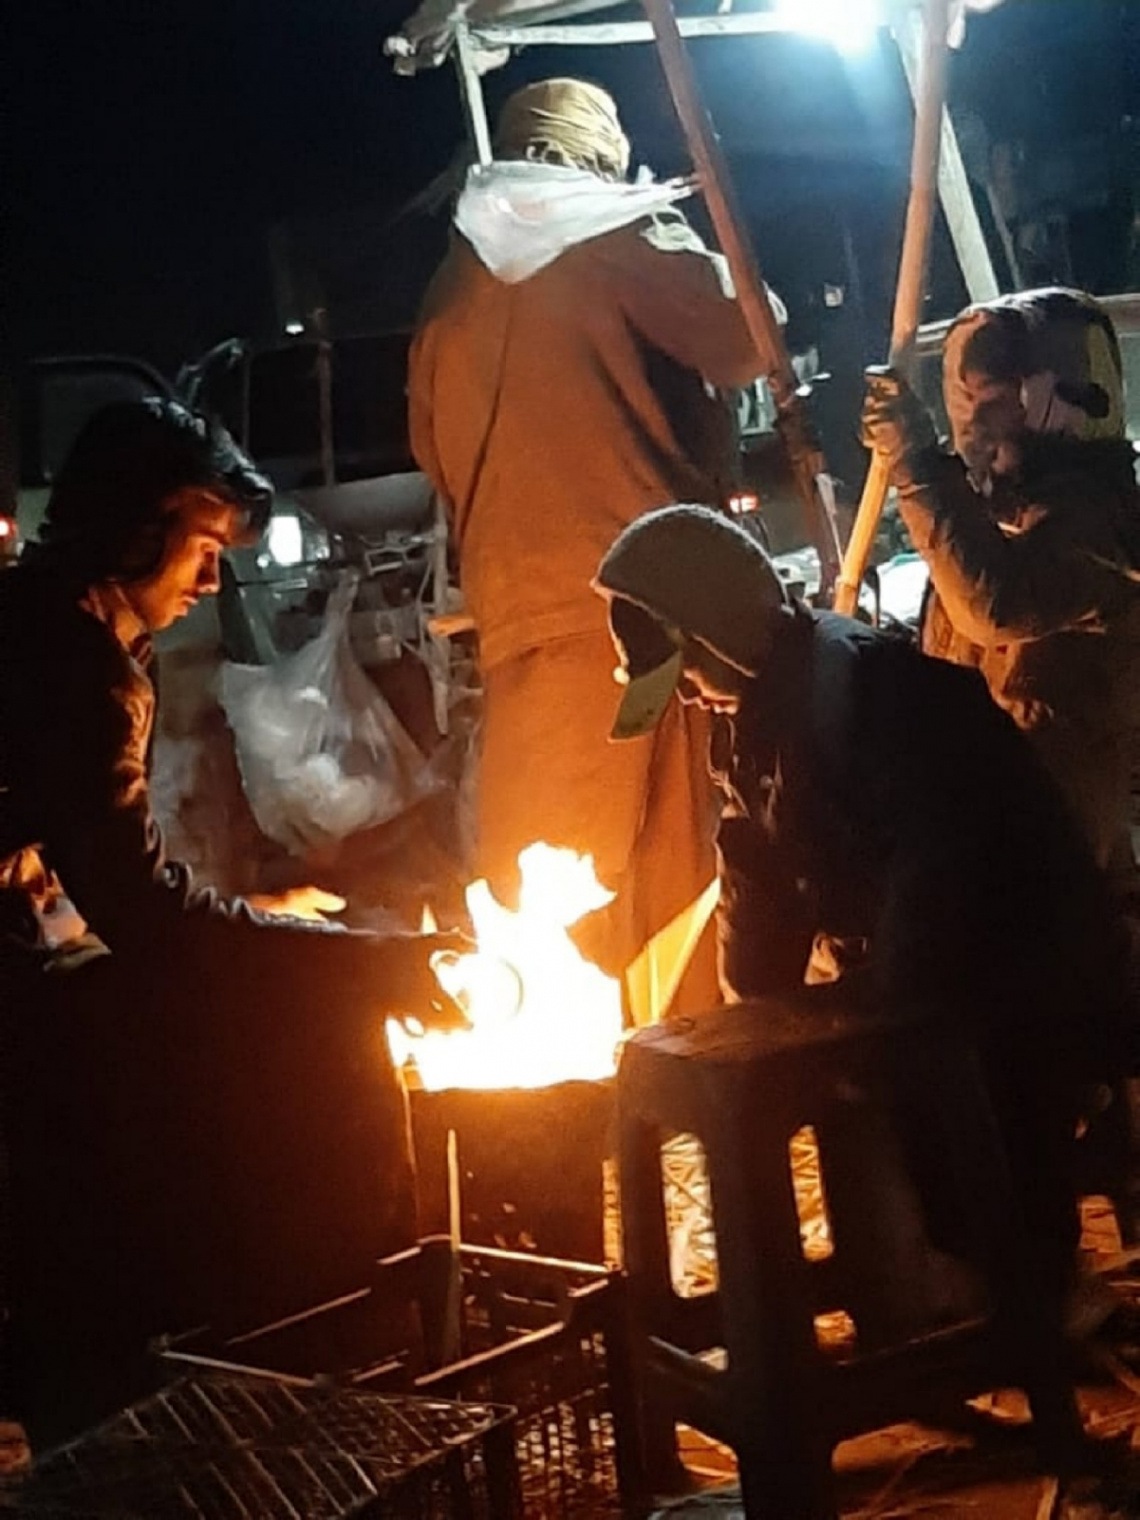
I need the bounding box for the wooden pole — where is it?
[834,0,951,617]
[894,8,1000,305]
[642,0,843,598]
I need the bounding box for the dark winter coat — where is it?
[898,437,1140,873]
[0,563,416,1443]
[714,606,1129,1081]
[0,563,389,984]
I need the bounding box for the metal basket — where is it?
[0,1375,519,1518]
[411,1247,633,1518]
[160,1239,639,1517]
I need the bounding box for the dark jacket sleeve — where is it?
[858,651,1127,1061]
[20,625,403,1000]
[845,653,1019,1020]
[715,810,818,1001]
[896,446,1137,648]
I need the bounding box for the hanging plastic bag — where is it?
[220,573,440,856]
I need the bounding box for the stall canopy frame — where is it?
[384,0,999,305]
[385,0,999,587]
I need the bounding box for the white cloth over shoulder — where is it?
[455,160,693,284]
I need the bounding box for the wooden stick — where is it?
[895,8,1000,305]
[834,0,951,617]
[642,0,842,596]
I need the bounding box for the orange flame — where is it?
[388,843,624,1092]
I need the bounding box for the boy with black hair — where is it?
[1,399,462,1444]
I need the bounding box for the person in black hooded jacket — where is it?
[0,399,463,1446]
[594,503,1132,1348]
[862,288,1140,882]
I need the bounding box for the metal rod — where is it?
[474,12,800,48]
[313,305,336,490]
[418,1315,568,1387]
[447,1127,462,1247]
[225,1286,372,1344]
[642,0,842,596]
[441,1128,464,1363]
[834,0,951,617]
[155,1349,315,1387]
[389,1231,614,1277]
[454,21,493,165]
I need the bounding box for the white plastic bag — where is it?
[220,574,439,856]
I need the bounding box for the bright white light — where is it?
[774,0,883,54]
[266,512,305,567]
[284,321,305,336]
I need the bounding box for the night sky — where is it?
[8,0,1139,375]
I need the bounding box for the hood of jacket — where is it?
[453,159,693,285]
[943,287,1126,488]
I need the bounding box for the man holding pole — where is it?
[861,289,1140,880]
[410,78,775,1021]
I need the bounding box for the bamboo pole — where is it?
[894,9,1000,304]
[834,0,951,617]
[642,0,843,598]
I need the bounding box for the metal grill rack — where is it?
[0,1376,518,1518]
[161,1241,638,1517]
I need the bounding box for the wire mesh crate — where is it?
[0,1375,519,1518]
[160,1238,639,1517]
[410,1245,634,1518]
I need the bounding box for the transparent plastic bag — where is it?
[220,573,439,856]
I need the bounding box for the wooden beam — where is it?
[642,0,843,594]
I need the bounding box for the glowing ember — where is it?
[388,843,625,1092]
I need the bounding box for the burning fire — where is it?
[387,843,624,1092]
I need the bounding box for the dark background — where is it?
[7,0,1139,376]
